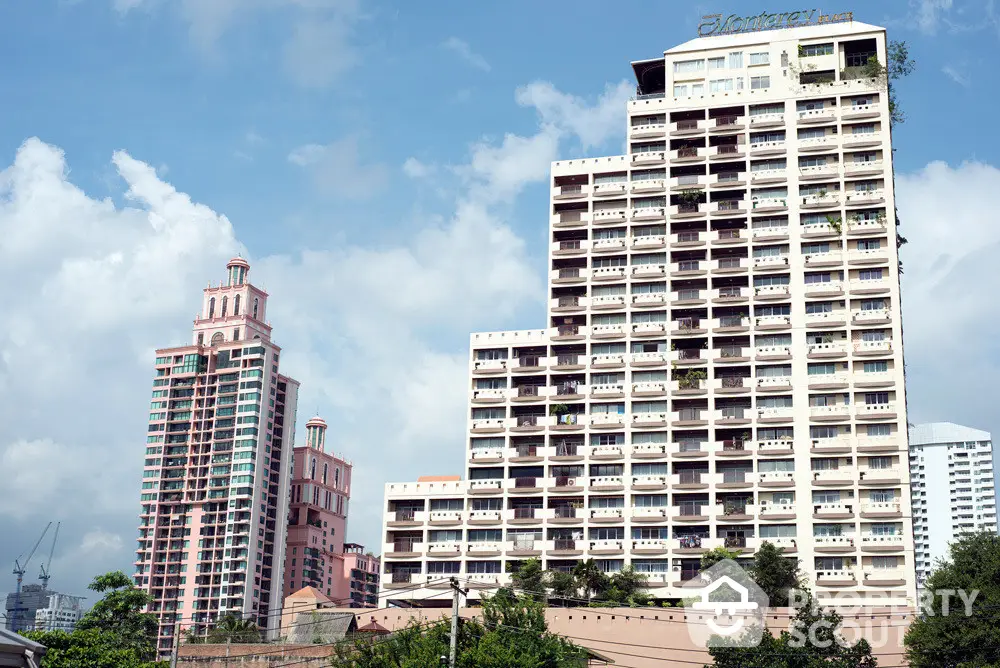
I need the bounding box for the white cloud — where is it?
[288,135,389,198]
[0,77,623,598]
[442,37,490,72]
[283,15,358,88]
[402,157,434,179]
[114,0,150,13]
[898,161,1000,431]
[942,64,971,86]
[515,80,633,150]
[911,0,954,33]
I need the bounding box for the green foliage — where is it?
[571,559,609,602]
[191,614,262,644]
[700,547,741,572]
[709,590,877,668]
[746,541,804,608]
[330,591,587,668]
[547,570,579,601]
[860,40,915,125]
[23,571,163,668]
[904,531,1000,668]
[677,189,704,205]
[508,558,547,602]
[549,403,569,416]
[603,566,650,607]
[676,368,707,388]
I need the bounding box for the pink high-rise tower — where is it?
[134,258,300,656]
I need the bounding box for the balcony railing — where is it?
[554,444,580,457]
[390,572,413,584]
[715,115,740,128]
[513,507,536,519]
[722,439,746,452]
[553,505,579,518]
[678,470,703,485]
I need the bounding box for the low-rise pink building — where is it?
[282,418,379,607]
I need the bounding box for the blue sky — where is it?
[2,0,1000,607]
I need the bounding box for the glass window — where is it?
[800,43,834,57]
[728,51,743,68]
[709,78,734,93]
[750,75,770,90]
[673,59,705,74]
[749,51,769,65]
[708,57,725,69]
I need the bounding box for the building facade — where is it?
[336,544,380,608]
[134,258,300,656]
[33,593,84,633]
[382,18,915,607]
[282,417,351,600]
[909,422,998,595]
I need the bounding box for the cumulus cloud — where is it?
[0,77,626,600]
[288,135,389,198]
[515,80,633,150]
[442,37,491,72]
[402,157,434,179]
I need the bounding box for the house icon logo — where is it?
[681,559,768,648]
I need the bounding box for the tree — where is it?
[859,39,915,125]
[746,541,803,608]
[700,547,741,572]
[602,566,650,607]
[23,571,163,668]
[571,559,609,602]
[331,590,587,667]
[904,531,1000,668]
[547,570,578,602]
[708,590,877,668]
[188,614,261,644]
[508,558,547,602]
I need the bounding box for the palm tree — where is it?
[206,614,262,644]
[572,559,609,602]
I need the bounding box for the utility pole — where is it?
[447,578,467,668]
[169,617,181,668]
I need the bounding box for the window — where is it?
[252,298,259,319]
[805,302,833,315]
[750,103,783,116]
[221,296,228,317]
[632,494,668,508]
[728,51,743,68]
[852,123,877,135]
[673,84,688,97]
[758,396,793,408]
[800,43,834,57]
[798,127,827,140]
[810,426,839,439]
[476,349,507,361]
[709,78,734,93]
[858,239,881,251]
[208,298,216,318]
[708,56,725,69]
[859,269,883,281]
[593,228,626,240]
[750,75,770,90]
[808,363,837,376]
[757,365,791,378]
[673,59,704,74]
[749,51,769,65]
[233,295,241,316]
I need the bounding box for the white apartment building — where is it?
[33,593,84,633]
[909,422,998,595]
[382,17,915,607]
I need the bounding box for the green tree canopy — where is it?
[331,590,587,667]
[24,571,163,668]
[904,531,1000,668]
[746,541,803,607]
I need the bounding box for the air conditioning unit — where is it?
[566,478,576,486]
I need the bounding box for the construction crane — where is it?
[10,522,51,633]
[38,522,60,591]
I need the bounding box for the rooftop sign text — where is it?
[698,10,854,37]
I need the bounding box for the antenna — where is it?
[11,522,51,633]
[39,522,60,591]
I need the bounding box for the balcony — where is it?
[591,444,624,459]
[592,208,627,225]
[849,248,891,267]
[511,416,544,432]
[387,509,423,526]
[710,144,745,160]
[386,540,422,557]
[800,163,840,180]
[631,206,666,222]
[843,132,882,149]
[754,315,791,331]
[712,257,747,274]
[512,385,542,402]
[845,189,885,207]
[631,123,666,139]
[632,475,669,490]
[749,140,785,157]
[632,539,670,554]
[631,506,668,521]
[632,292,667,308]
[842,102,881,120]
[472,359,507,374]
[753,255,789,272]
[710,199,746,216]
[593,182,628,197]
[552,354,584,370]
[670,175,704,190]
[711,172,746,188]
[632,234,667,249]
[806,311,847,328]
[716,439,749,457]
[804,280,844,297]
[859,465,901,483]
[713,287,748,303]
[861,534,906,552]
[671,147,703,162]
[509,445,542,462]
[670,203,703,219]
[591,324,626,339]
[589,476,625,491]
[812,467,857,486]
[854,340,893,356]
[674,288,706,305]
[671,260,706,277]
[755,284,790,300]
[714,229,746,246]
[673,471,708,490]
[428,510,463,525]
[814,535,856,553]
[673,505,709,522]
[548,539,583,555]
[672,230,704,247]
[759,501,796,519]
[468,480,502,495]
[807,342,847,358]
[750,168,787,185]
[715,377,750,394]
[672,318,705,336]
[632,381,667,397]
[853,309,892,325]
[631,178,666,194]
[592,237,627,253]
[671,119,702,135]
[592,266,627,281]
[554,184,588,200]
[551,295,584,312]
[469,447,505,463]
[801,222,841,239]
[672,535,707,552]
[589,507,624,523]
[863,568,907,587]
[427,541,462,556]
[513,355,545,372]
[467,541,503,556]
[551,267,587,284]
[757,375,792,392]
[816,569,857,586]
[508,538,541,555]
[849,278,890,295]
[799,135,838,151]
[630,351,669,366]
[750,197,788,213]
[468,509,502,523]
[749,112,784,127]
[758,471,795,487]
[860,501,902,518]
[808,373,849,390]
[802,192,842,209]
[589,539,625,555]
[798,107,837,123]
[844,159,884,177]
[673,440,707,458]
[552,211,590,228]
[755,345,791,360]
[591,383,625,399]
[758,438,795,455]
[813,502,854,519]
[632,151,666,166]
[631,263,667,279]
[632,322,666,337]
[472,389,506,404]
[591,353,625,368]
[471,419,505,433]
[552,239,587,256]
[590,295,626,309]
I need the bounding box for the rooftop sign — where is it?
[698,10,854,37]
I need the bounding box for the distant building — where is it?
[5,585,48,633]
[336,544,379,608]
[909,422,999,595]
[33,593,85,632]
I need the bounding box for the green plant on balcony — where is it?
[549,403,569,416]
[723,501,747,516]
[825,213,842,234]
[676,189,703,206]
[676,369,707,389]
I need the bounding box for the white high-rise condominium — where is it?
[909,423,998,595]
[382,16,915,607]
